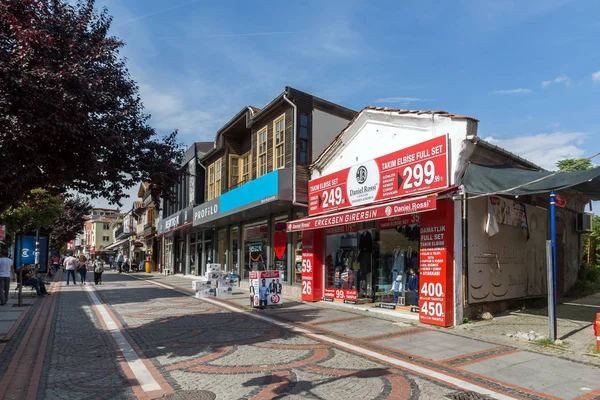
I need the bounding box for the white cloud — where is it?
[492,88,531,94]
[592,71,600,83]
[484,132,588,170]
[138,83,213,134]
[541,75,571,88]
[375,97,429,105]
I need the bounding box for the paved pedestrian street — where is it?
[1,271,600,400]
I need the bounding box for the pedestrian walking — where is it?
[123,255,130,273]
[63,253,78,285]
[78,254,88,285]
[0,250,13,306]
[117,252,124,273]
[93,256,105,285]
[108,255,114,270]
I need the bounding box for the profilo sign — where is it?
[193,198,220,226]
[308,135,449,216]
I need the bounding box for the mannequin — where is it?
[392,275,403,304]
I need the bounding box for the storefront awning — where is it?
[104,238,129,251]
[463,163,600,200]
[287,195,437,232]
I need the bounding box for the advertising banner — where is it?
[0,225,5,241]
[308,135,448,215]
[418,201,454,327]
[287,196,436,232]
[300,230,323,302]
[249,270,284,307]
[323,288,359,303]
[15,234,49,273]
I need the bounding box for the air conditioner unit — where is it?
[576,213,593,233]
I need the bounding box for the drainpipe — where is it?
[282,94,308,208]
[462,187,469,318]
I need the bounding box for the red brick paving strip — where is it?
[450,349,522,368]
[0,277,60,400]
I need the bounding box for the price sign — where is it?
[418,200,454,327]
[308,135,448,215]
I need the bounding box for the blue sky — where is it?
[92,0,600,210]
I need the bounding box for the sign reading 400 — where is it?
[308,135,449,216]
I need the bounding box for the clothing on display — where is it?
[324,223,420,305]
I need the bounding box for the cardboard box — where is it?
[206,263,221,272]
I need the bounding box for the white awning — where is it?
[104,238,129,251]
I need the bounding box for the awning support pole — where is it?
[548,191,557,341]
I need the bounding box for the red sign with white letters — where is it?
[324,288,358,301]
[418,200,454,327]
[300,230,323,302]
[287,196,436,232]
[308,135,448,215]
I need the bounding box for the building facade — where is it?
[156,142,213,274]
[287,107,590,326]
[182,87,356,298]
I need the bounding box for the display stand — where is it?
[249,270,284,308]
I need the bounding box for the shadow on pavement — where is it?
[242,368,394,400]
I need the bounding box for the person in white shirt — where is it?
[0,250,14,306]
[63,253,79,285]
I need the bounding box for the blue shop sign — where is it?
[220,170,280,213]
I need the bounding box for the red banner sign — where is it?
[287,196,436,232]
[324,288,358,301]
[0,225,5,241]
[554,195,566,208]
[308,135,448,215]
[418,200,454,327]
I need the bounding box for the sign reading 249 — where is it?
[308,135,449,216]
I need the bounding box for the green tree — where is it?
[556,158,593,171]
[0,189,64,243]
[0,0,184,212]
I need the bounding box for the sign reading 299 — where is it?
[308,135,449,216]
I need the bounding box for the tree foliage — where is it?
[0,189,64,239]
[49,196,92,249]
[0,0,183,212]
[556,158,593,171]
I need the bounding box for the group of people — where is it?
[0,249,135,305]
[62,253,105,285]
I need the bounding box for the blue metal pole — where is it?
[550,191,557,340]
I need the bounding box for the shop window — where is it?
[257,127,268,177]
[272,218,288,282]
[299,114,309,164]
[273,114,285,169]
[293,231,303,284]
[231,227,239,277]
[217,229,227,267]
[243,222,268,279]
[377,223,420,307]
[189,233,197,275]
